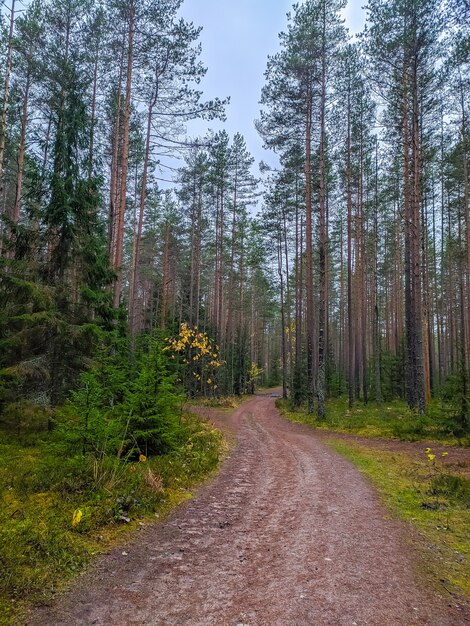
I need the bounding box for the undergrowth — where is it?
[0,413,223,624]
[188,395,245,409]
[277,397,470,445]
[326,439,470,601]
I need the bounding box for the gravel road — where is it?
[29,393,469,626]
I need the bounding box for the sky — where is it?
[177,0,367,173]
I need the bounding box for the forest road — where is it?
[30,393,469,626]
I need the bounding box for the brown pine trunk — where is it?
[0,0,15,181]
[278,231,287,399]
[346,88,354,409]
[293,184,303,406]
[88,38,100,180]
[373,139,382,404]
[403,55,416,409]
[237,228,245,394]
[217,191,225,347]
[13,70,30,224]
[305,93,315,414]
[226,170,238,388]
[339,203,345,394]
[317,9,327,419]
[108,38,125,258]
[411,51,425,413]
[457,197,469,426]
[160,220,171,329]
[112,4,135,309]
[358,124,368,404]
[128,88,157,337]
[282,203,292,388]
[460,74,470,371]
[189,176,202,329]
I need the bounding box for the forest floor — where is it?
[27,392,470,626]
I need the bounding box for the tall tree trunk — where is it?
[129,88,157,337]
[411,50,425,413]
[305,93,315,414]
[237,227,245,394]
[347,87,354,409]
[458,198,469,428]
[160,220,171,329]
[358,118,368,404]
[112,4,135,309]
[317,8,327,419]
[0,0,15,182]
[278,230,287,399]
[373,138,382,404]
[293,185,303,407]
[13,70,30,225]
[88,38,100,180]
[403,56,417,409]
[189,175,202,329]
[108,36,125,257]
[226,169,238,390]
[460,73,470,371]
[282,202,293,390]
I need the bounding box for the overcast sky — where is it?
[177,0,367,172]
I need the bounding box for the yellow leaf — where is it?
[72,509,83,528]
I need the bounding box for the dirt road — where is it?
[31,394,469,625]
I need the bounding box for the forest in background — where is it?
[0,0,469,439]
[0,0,469,616]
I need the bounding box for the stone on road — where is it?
[30,395,468,625]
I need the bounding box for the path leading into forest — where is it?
[31,393,469,626]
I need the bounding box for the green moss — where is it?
[0,413,224,624]
[326,439,470,600]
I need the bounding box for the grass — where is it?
[0,413,224,624]
[277,396,470,445]
[326,439,470,601]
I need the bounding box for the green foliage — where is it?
[57,334,185,459]
[126,337,184,456]
[0,9,116,414]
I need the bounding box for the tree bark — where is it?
[112,3,135,309]
[0,0,15,182]
[305,93,315,414]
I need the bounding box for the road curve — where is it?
[30,394,468,626]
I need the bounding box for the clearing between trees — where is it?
[29,393,469,626]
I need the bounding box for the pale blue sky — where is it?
[179,0,367,170]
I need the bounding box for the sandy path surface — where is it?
[30,394,469,625]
